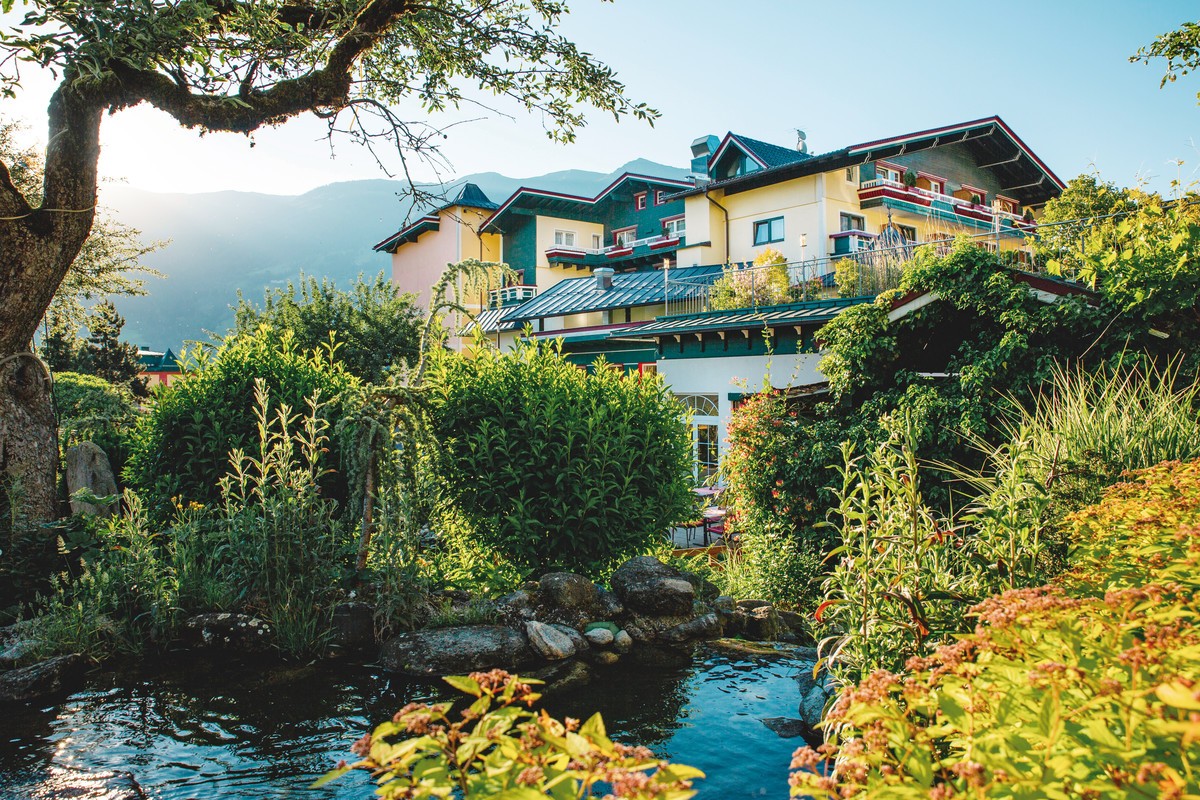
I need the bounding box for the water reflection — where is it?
[1,644,808,799]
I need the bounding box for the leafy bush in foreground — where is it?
[792,458,1200,799]
[321,669,703,799]
[124,326,358,514]
[424,338,693,579]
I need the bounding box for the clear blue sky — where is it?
[6,1,1198,195]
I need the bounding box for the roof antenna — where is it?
[795,129,809,154]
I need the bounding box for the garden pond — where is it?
[1,641,814,799]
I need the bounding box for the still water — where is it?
[1,642,812,799]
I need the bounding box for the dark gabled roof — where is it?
[373,182,496,253]
[481,172,694,234]
[138,348,180,372]
[451,182,499,211]
[373,214,439,252]
[674,116,1064,208]
[715,133,813,170]
[625,297,871,338]
[501,264,724,322]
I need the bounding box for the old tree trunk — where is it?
[0,85,102,531]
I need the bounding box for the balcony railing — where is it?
[858,179,1033,227]
[545,234,684,266]
[488,284,537,308]
[664,232,1051,317]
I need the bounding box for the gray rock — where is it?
[584,627,614,646]
[549,623,589,655]
[610,557,695,616]
[0,622,35,669]
[591,650,620,666]
[0,653,86,703]
[761,717,808,739]
[539,573,598,609]
[330,602,374,650]
[64,442,119,517]
[379,625,533,676]
[799,685,830,728]
[596,588,624,618]
[777,609,807,633]
[612,630,633,654]
[26,765,146,799]
[712,595,736,613]
[793,645,820,661]
[794,663,819,695]
[736,598,773,612]
[183,613,274,653]
[743,605,782,641]
[721,609,747,637]
[660,613,722,643]
[495,590,536,623]
[525,621,576,661]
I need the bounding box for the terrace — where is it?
[545,234,685,271]
[857,177,1035,231]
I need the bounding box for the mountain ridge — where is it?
[104,158,689,348]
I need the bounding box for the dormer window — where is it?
[655,189,668,205]
[634,192,647,211]
[876,163,903,184]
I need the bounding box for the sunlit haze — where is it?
[4,1,1198,196]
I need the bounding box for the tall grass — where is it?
[1014,357,1200,497]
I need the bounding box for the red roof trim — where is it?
[849,115,1065,191]
[708,133,769,171]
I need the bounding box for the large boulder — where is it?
[539,573,598,609]
[610,557,695,616]
[64,442,119,517]
[379,625,533,676]
[0,653,86,703]
[0,622,35,669]
[799,684,830,728]
[659,612,722,644]
[743,605,782,641]
[524,621,576,661]
[183,613,273,653]
[495,590,536,624]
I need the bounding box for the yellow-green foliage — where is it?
[834,258,859,298]
[792,458,1200,799]
[320,670,703,799]
[710,247,791,310]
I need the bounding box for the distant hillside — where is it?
[104,158,689,348]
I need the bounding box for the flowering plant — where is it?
[318,669,703,799]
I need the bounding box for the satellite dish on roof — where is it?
[795,129,809,154]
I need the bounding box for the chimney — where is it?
[690,134,719,183]
[594,267,615,290]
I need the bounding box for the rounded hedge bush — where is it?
[124,327,359,513]
[424,339,694,578]
[53,371,140,480]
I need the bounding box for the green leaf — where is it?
[443,675,482,697]
[309,766,351,788]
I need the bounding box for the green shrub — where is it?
[710,247,792,310]
[424,338,693,579]
[53,371,139,480]
[33,381,357,661]
[124,326,358,514]
[792,457,1200,799]
[321,670,703,799]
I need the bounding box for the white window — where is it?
[846,166,856,182]
[676,393,720,483]
[614,227,637,247]
[840,212,866,232]
[592,233,602,249]
[655,190,668,205]
[753,217,784,245]
[926,179,942,195]
[554,230,575,247]
[663,217,686,239]
[634,193,647,211]
[877,164,901,183]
